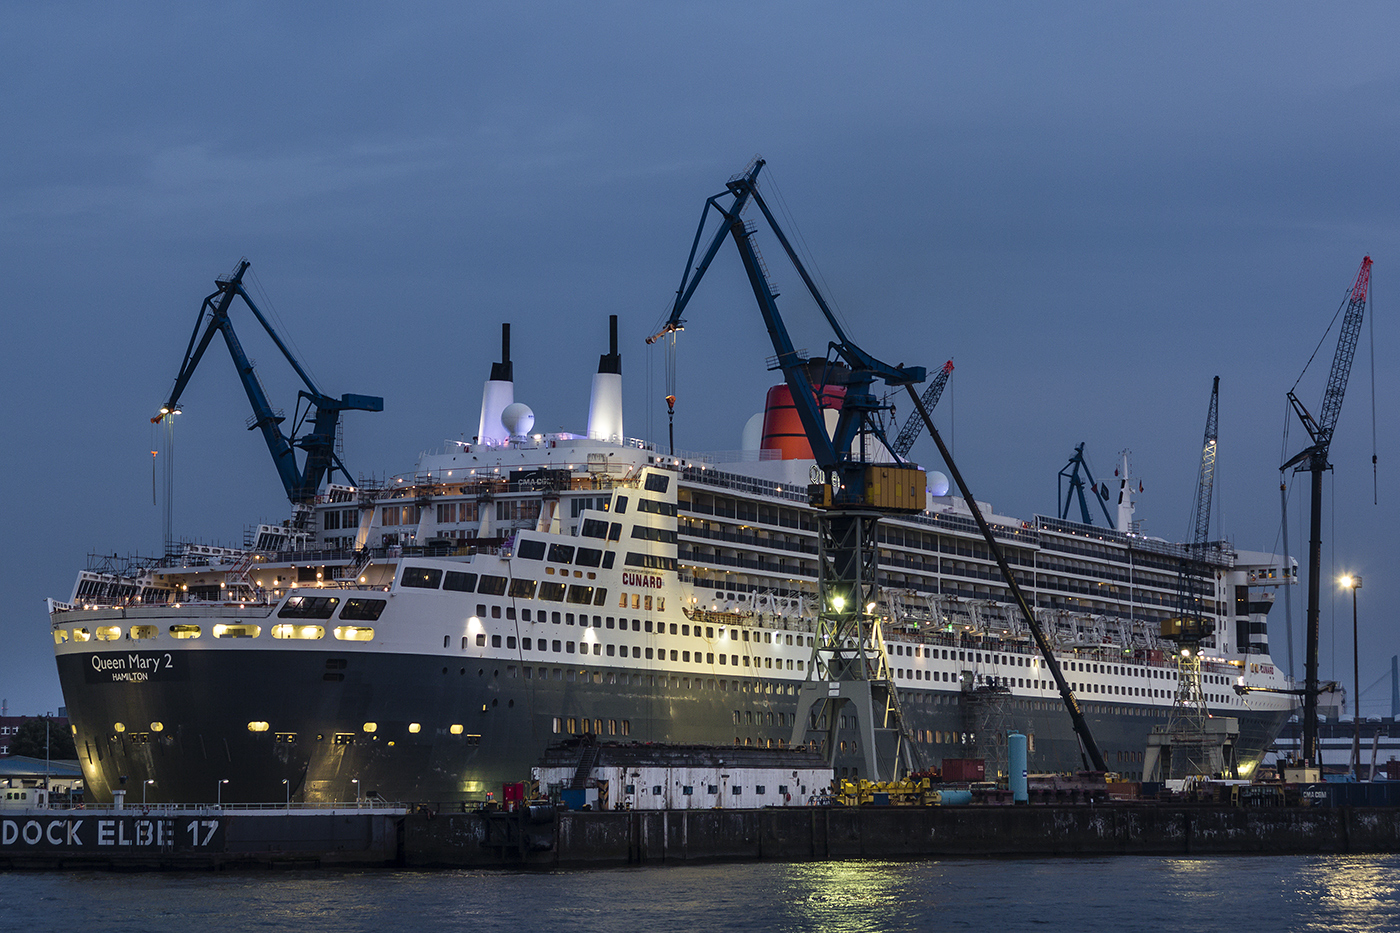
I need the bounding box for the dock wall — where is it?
[404,804,1400,868]
[4,804,1397,870]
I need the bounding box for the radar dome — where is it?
[928,471,950,497]
[501,402,535,436]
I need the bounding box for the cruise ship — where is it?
[48,312,1298,804]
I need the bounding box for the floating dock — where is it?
[3,800,1399,870]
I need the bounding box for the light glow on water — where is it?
[6,856,1400,933]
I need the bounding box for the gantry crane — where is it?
[657,160,1107,778]
[153,260,383,508]
[889,360,954,458]
[1282,255,1372,766]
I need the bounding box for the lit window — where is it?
[113,722,126,733]
[408,723,421,734]
[450,724,464,735]
[333,626,375,641]
[247,721,270,732]
[213,623,261,639]
[363,722,377,733]
[272,624,325,640]
[150,722,164,732]
[52,629,68,645]
[72,628,91,642]
[95,625,122,641]
[169,624,201,639]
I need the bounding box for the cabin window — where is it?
[272,624,324,640]
[280,595,340,619]
[213,624,261,639]
[401,567,443,589]
[444,571,477,592]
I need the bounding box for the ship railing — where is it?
[32,801,409,814]
[908,509,1036,544]
[680,465,810,503]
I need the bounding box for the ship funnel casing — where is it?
[477,323,515,445]
[587,372,624,442]
[477,380,514,446]
[587,315,624,442]
[760,383,846,459]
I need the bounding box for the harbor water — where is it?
[7,855,1400,932]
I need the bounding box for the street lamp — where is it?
[43,712,52,809]
[282,778,290,808]
[143,779,154,806]
[352,778,360,806]
[217,779,229,807]
[1341,574,1363,776]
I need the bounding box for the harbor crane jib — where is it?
[1057,442,1114,527]
[658,159,928,781]
[153,259,384,506]
[660,159,1107,778]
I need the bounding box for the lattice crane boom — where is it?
[1191,376,1220,550]
[1281,255,1372,767]
[890,359,953,458]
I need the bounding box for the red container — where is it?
[502,782,525,810]
[941,758,986,782]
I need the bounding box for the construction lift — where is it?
[656,160,1107,779]
[153,259,383,517]
[1278,256,1372,767]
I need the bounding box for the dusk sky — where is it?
[3,3,1398,718]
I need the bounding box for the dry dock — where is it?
[3,802,1398,870]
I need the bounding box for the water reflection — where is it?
[1291,856,1400,933]
[781,861,931,933]
[6,855,1400,933]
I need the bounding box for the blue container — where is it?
[1008,732,1028,804]
[936,789,973,806]
[559,788,586,810]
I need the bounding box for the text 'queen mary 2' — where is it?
[50,310,1296,804]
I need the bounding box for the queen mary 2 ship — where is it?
[50,310,1296,804]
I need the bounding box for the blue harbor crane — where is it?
[657,159,1107,777]
[1057,443,1114,527]
[153,260,383,507]
[1281,256,1372,767]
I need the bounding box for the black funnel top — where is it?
[489,323,513,382]
[597,315,621,375]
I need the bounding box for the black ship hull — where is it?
[57,648,1292,804]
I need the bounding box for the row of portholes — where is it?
[58,623,375,643]
[113,722,163,733]
[246,721,466,735]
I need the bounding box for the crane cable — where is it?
[1370,273,1378,504]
